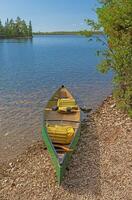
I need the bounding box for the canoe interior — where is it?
[44,87,80,164]
[42,125,81,184]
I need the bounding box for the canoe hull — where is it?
[42,86,81,184]
[42,125,81,185]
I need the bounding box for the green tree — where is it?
[21,19,28,37]
[0,19,4,36]
[83,0,132,117]
[28,20,32,37]
[4,18,10,37]
[0,17,33,38]
[8,19,15,36]
[15,17,23,37]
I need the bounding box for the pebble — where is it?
[9,162,13,167]
[110,103,116,108]
[4,132,9,136]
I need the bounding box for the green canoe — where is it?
[42,85,81,184]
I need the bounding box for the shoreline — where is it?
[0,95,131,199]
[33,31,81,36]
[0,32,103,39]
[0,36,33,39]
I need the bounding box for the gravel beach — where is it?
[0,97,131,200]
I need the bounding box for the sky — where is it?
[0,0,99,32]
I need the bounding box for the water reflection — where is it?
[0,38,33,43]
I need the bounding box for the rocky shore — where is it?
[0,96,131,200]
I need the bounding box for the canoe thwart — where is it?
[54,144,73,152]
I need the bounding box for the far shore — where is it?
[33,31,81,35]
[0,31,103,39]
[0,36,33,39]
[33,31,103,36]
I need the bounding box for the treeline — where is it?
[0,17,32,38]
[33,31,81,35]
[33,31,103,36]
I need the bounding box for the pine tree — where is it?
[0,19,4,36]
[28,20,32,37]
[15,17,22,37]
[0,17,33,38]
[21,20,28,37]
[4,18,10,37]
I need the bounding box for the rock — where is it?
[3,179,8,183]
[4,132,9,136]
[9,162,13,167]
[110,103,116,108]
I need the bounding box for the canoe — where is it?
[41,85,81,184]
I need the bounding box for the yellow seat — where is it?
[46,124,74,144]
[57,98,78,113]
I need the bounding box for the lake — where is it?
[0,35,112,162]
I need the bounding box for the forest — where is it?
[0,17,32,38]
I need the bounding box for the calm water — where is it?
[0,35,112,162]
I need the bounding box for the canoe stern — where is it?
[42,125,81,185]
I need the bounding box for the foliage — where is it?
[0,17,33,38]
[83,0,132,117]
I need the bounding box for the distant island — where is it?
[0,17,33,39]
[33,31,103,36]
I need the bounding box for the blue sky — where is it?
[0,0,99,32]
